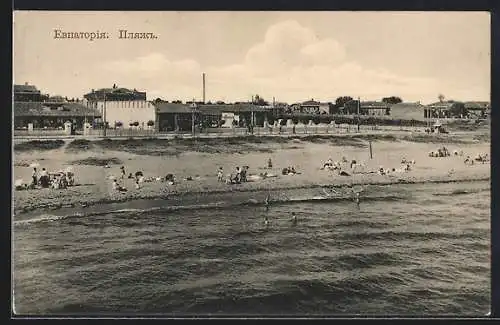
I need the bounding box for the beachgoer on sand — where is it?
[112,179,127,192]
[235,167,242,183]
[135,180,141,190]
[217,167,224,182]
[120,166,126,180]
[32,168,38,186]
[267,158,273,168]
[324,158,333,169]
[39,168,50,188]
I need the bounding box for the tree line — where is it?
[153,94,402,107]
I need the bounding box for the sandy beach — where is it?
[12,132,490,216]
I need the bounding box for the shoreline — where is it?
[13,172,489,217]
[13,135,490,217]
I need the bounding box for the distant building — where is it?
[153,102,273,131]
[14,101,101,130]
[341,100,390,116]
[464,101,490,118]
[389,102,427,121]
[13,83,101,130]
[425,101,466,119]
[83,84,155,129]
[287,99,330,115]
[13,83,44,102]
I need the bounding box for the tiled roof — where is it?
[343,100,389,109]
[301,100,321,105]
[427,101,464,109]
[155,102,273,114]
[390,103,426,110]
[14,102,102,117]
[155,103,194,114]
[464,101,490,110]
[14,84,39,93]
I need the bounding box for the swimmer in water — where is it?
[264,216,270,227]
[264,194,271,211]
[291,212,297,226]
[354,192,360,207]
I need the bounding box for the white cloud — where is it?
[99,20,443,103]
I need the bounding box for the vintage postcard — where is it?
[12,11,490,316]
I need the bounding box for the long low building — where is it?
[14,101,102,130]
[154,102,274,131]
[341,100,390,116]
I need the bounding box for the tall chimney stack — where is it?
[202,73,206,104]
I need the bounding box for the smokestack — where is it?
[202,73,206,104]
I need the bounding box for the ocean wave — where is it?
[432,187,490,197]
[14,193,408,227]
[338,230,485,242]
[13,177,490,216]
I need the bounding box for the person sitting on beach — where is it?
[15,179,28,191]
[134,179,141,190]
[112,179,127,192]
[51,176,60,190]
[31,168,38,186]
[339,169,350,176]
[135,171,144,180]
[65,172,75,186]
[282,166,297,175]
[165,173,176,185]
[350,160,357,170]
[267,158,273,169]
[128,173,134,179]
[59,174,68,189]
[39,168,50,188]
[235,167,242,183]
[217,167,224,182]
[240,166,248,182]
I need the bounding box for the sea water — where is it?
[13,180,490,316]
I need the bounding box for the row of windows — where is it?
[90,101,152,109]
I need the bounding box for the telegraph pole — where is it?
[357,96,360,132]
[202,73,206,104]
[191,98,196,137]
[103,91,107,137]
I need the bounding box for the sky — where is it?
[13,11,490,104]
